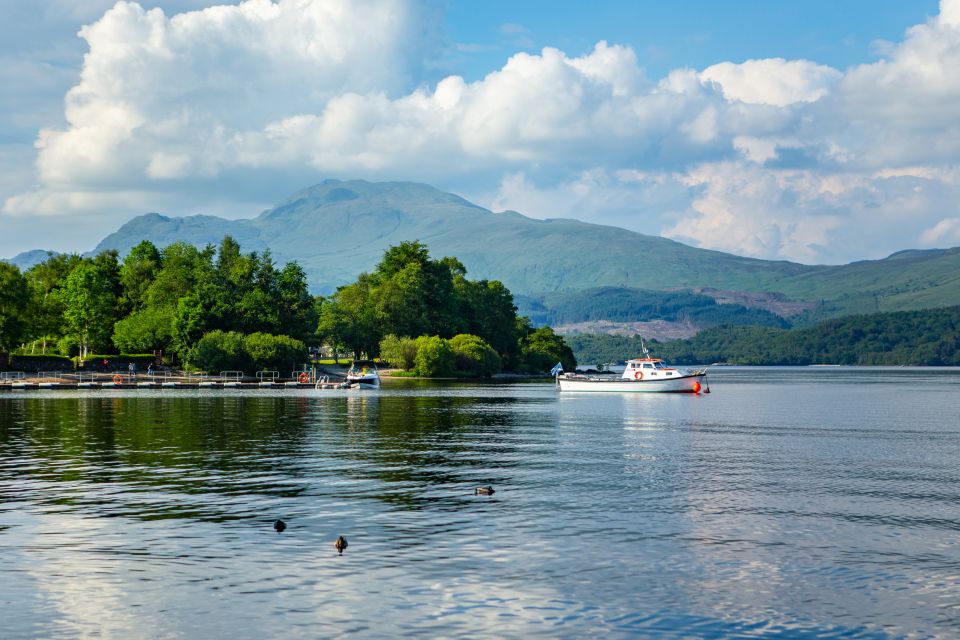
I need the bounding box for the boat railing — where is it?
[220,371,244,383]
[256,370,279,383]
[0,371,26,381]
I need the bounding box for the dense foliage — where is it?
[190,331,306,373]
[568,306,960,366]
[379,333,503,377]
[318,241,575,372]
[3,237,574,375]
[3,237,316,371]
[516,287,788,329]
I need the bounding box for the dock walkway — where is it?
[0,371,347,391]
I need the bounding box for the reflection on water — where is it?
[1,369,959,638]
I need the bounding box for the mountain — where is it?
[95,180,814,294]
[4,249,60,270]
[19,179,959,320]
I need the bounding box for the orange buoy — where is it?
[298,372,309,384]
[113,374,123,384]
[634,371,643,380]
[692,381,701,394]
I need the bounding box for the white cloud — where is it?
[921,218,960,245]
[4,0,960,265]
[700,58,842,107]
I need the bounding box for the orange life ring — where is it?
[634,371,643,380]
[298,372,309,384]
[113,374,123,384]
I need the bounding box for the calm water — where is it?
[1,368,959,638]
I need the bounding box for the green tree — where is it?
[146,242,214,309]
[276,262,318,342]
[112,307,174,354]
[120,240,162,312]
[413,335,455,377]
[449,333,502,376]
[459,279,520,367]
[172,290,214,353]
[58,261,118,358]
[243,332,306,371]
[24,253,83,348]
[521,326,576,373]
[317,274,382,357]
[189,330,250,373]
[0,262,29,351]
[379,334,417,370]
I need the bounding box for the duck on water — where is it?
[557,339,709,394]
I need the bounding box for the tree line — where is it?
[567,305,960,366]
[318,241,575,375]
[1,238,575,375]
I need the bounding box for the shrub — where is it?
[379,334,417,370]
[113,308,174,354]
[413,335,455,377]
[190,331,250,373]
[449,334,502,376]
[57,334,80,357]
[243,332,306,371]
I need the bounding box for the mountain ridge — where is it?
[6,180,960,320]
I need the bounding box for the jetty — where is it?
[0,369,348,391]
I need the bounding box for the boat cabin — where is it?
[348,360,378,375]
[621,358,678,380]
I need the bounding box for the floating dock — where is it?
[0,372,348,391]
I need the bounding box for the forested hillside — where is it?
[517,287,788,329]
[568,306,960,366]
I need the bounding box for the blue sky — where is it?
[444,1,939,81]
[1,0,958,264]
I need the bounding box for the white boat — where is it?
[557,341,708,394]
[344,360,381,389]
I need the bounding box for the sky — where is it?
[1,0,958,265]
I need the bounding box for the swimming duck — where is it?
[334,535,348,554]
[475,486,495,495]
[274,519,287,533]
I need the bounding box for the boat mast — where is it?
[640,337,650,358]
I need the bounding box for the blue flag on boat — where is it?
[549,362,564,376]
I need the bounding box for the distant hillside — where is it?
[93,180,813,296]
[516,287,789,336]
[568,306,960,366]
[8,178,951,320]
[5,249,60,270]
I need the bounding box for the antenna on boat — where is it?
[640,337,650,358]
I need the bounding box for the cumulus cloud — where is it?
[5,0,960,264]
[700,58,841,107]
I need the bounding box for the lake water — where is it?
[1,368,959,638]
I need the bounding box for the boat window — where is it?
[643,363,654,369]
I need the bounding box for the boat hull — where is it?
[558,373,708,393]
[346,374,380,389]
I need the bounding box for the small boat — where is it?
[344,360,381,389]
[557,340,708,394]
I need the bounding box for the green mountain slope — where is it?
[87,180,959,318]
[94,180,813,295]
[568,305,960,366]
